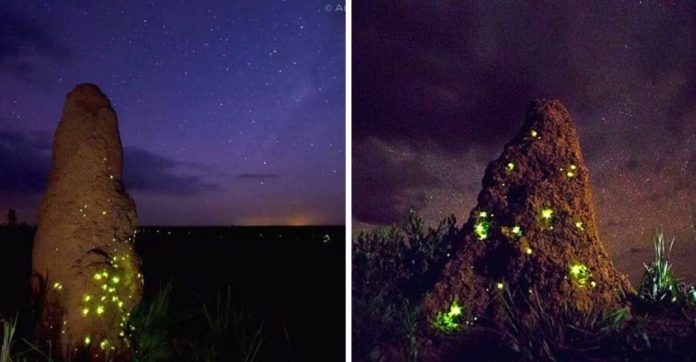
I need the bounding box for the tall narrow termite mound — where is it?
[32,83,143,359]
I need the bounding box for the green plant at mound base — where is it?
[433,301,465,334]
[353,210,457,359]
[637,231,693,306]
[1,316,17,362]
[126,284,173,362]
[501,289,645,362]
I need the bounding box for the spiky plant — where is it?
[637,231,681,305]
[188,287,265,362]
[126,284,173,362]
[501,289,640,361]
[1,316,17,362]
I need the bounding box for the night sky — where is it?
[0,1,345,226]
[353,1,695,282]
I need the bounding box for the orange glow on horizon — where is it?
[236,214,317,226]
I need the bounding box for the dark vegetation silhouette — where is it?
[353,212,696,361]
[5,210,17,228]
[0,216,344,361]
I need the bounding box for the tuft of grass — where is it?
[501,289,641,361]
[126,284,173,362]
[1,316,17,362]
[637,231,692,306]
[187,287,266,362]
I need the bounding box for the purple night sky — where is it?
[0,1,345,226]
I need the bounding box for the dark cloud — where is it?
[0,11,63,76]
[354,0,696,224]
[123,147,219,195]
[0,130,51,192]
[353,1,696,153]
[353,138,441,224]
[0,130,218,196]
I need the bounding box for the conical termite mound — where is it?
[424,99,632,334]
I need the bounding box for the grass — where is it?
[126,284,173,362]
[637,231,696,307]
[180,287,266,362]
[1,316,17,362]
[354,215,696,361]
[501,289,642,361]
[0,285,271,362]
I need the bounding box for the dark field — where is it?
[0,225,345,361]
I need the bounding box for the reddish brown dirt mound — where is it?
[32,84,142,360]
[424,100,633,332]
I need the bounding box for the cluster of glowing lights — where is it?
[575,221,584,230]
[566,164,577,178]
[569,263,596,288]
[79,250,143,353]
[473,211,491,241]
[78,204,89,218]
[434,301,465,333]
[53,282,64,291]
[511,225,523,237]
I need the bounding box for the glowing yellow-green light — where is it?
[525,247,533,255]
[102,284,108,290]
[530,130,538,137]
[496,282,504,290]
[84,336,91,345]
[575,221,584,230]
[96,305,105,315]
[479,211,488,218]
[541,209,553,220]
[474,222,489,240]
[506,162,515,172]
[450,303,462,316]
[82,308,89,316]
[111,276,120,284]
[118,301,124,308]
[100,340,109,350]
[434,301,465,333]
[83,294,91,302]
[590,281,597,288]
[511,225,522,236]
[569,263,590,286]
[94,273,102,280]
[570,164,577,170]
[52,282,63,290]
